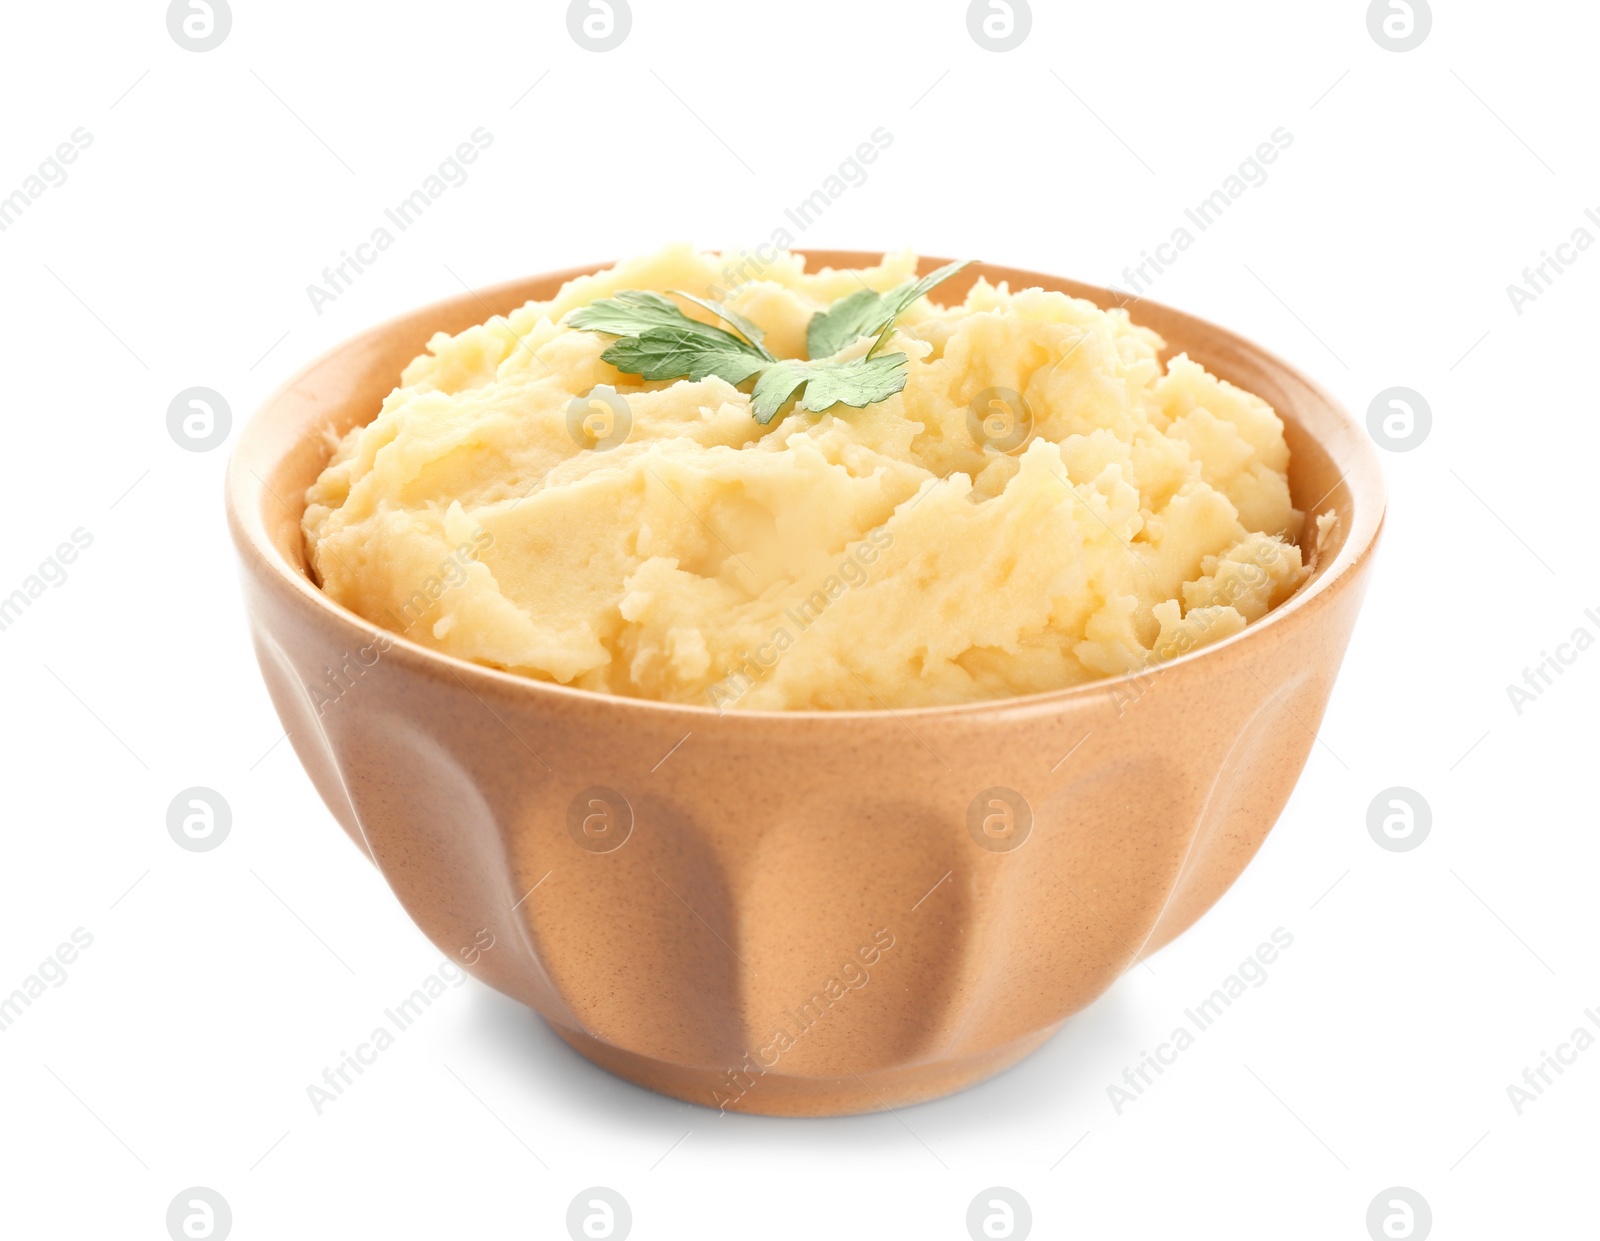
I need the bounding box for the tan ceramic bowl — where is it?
[226,254,1383,1117]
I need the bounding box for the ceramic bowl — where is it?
[225,254,1383,1116]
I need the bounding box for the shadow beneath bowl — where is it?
[465,986,698,1126]
[465,970,1146,1147]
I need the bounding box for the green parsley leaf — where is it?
[749,352,909,424]
[805,286,892,361]
[566,259,975,424]
[667,292,775,360]
[806,259,973,359]
[567,290,761,357]
[602,327,767,385]
[889,259,977,323]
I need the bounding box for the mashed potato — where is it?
[303,245,1309,711]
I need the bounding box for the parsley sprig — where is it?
[566,260,972,424]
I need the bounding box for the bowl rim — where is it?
[226,252,1386,723]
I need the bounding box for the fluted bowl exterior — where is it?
[226,255,1383,1116]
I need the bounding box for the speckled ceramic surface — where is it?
[225,255,1384,1116]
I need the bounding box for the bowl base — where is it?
[549,1022,1063,1117]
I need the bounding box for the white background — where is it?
[2,0,1596,1237]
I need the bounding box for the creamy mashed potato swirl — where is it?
[303,246,1309,710]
